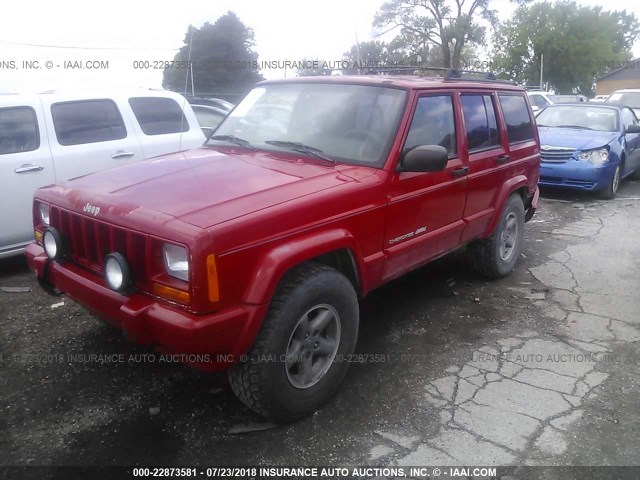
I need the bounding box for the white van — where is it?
[0,88,205,258]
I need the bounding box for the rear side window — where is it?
[51,100,127,146]
[128,97,189,135]
[499,94,535,143]
[461,94,500,151]
[0,107,39,155]
[531,94,549,109]
[404,95,456,155]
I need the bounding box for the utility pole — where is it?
[540,54,544,90]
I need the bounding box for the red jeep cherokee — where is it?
[27,72,540,422]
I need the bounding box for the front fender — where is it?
[242,229,364,305]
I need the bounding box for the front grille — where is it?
[540,176,595,189]
[540,149,575,163]
[50,206,148,289]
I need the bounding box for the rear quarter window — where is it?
[51,99,127,146]
[128,97,189,135]
[0,106,40,154]
[498,94,535,143]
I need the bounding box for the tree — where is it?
[373,0,498,69]
[492,2,639,95]
[163,12,263,99]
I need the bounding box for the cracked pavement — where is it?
[1,181,640,471]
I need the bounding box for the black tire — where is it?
[467,194,525,279]
[228,263,359,422]
[600,164,621,199]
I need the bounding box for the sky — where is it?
[1,0,639,93]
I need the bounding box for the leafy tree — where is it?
[163,12,263,98]
[492,2,639,95]
[373,0,498,69]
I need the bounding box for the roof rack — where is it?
[366,66,515,84]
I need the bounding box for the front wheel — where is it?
[600,164,621,199]
[467,194,525,278]
[228,263,359,422]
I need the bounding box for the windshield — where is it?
[536,106,619,132]
[606,92,640,108]
[212,83,407,167]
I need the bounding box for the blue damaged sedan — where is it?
[536,104,640,198]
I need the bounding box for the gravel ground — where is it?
[1,180,639,476]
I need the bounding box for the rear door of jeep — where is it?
[458,89,511,242]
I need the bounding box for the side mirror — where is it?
[626,124,640,134]
[399,145,449,172]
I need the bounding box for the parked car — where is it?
[527,91,554,113]
[591,95,609,103]
[26,73,540,421]
[0,88,205,258]
[605,89,640,117]
[191,104,228,131]
[536,103,640,198]
[548,94,588,104]
[185,96,234,112]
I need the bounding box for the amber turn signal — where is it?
[152,282,190,304]
[207,254,220,302]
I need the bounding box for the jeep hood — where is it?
[538,127,618,151]
[54,147,374,229]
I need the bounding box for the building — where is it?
[595,59,640,95]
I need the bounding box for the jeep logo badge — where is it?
[83,203,100,216]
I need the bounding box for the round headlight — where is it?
[43,228,63,260]
[104,253,132,292]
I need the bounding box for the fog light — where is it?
[43,228,63,260]
[104,253,132,292]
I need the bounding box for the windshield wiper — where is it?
[208,134,255,150]
[265,140,335,163]
[555,125,594,130]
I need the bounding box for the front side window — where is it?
[214,83,407,167]
[621,108,637,130]
[129,97,189,135]
[461,94,500,151]
[51,100,127,146]
[0,107,39,155]
[404,95,456,156]
[498,94,535,143]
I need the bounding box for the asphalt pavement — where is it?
[1,180,639,473]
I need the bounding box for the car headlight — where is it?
[163,243,189,282]
[38,202,50,226]
[578,148,609,165]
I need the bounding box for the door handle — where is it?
[450,167,468,177]
[14,164,44,173]
[111,151,135,159]
[496,154,510,165]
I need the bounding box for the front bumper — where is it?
[539,160,617,191]
[25,243,267,371]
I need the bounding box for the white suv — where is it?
[0,88,205,258]
[527,91,554,113]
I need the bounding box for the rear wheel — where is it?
[228,263,359,422]
[467,194,525,278]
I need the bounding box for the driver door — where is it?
[383,92,467,281]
